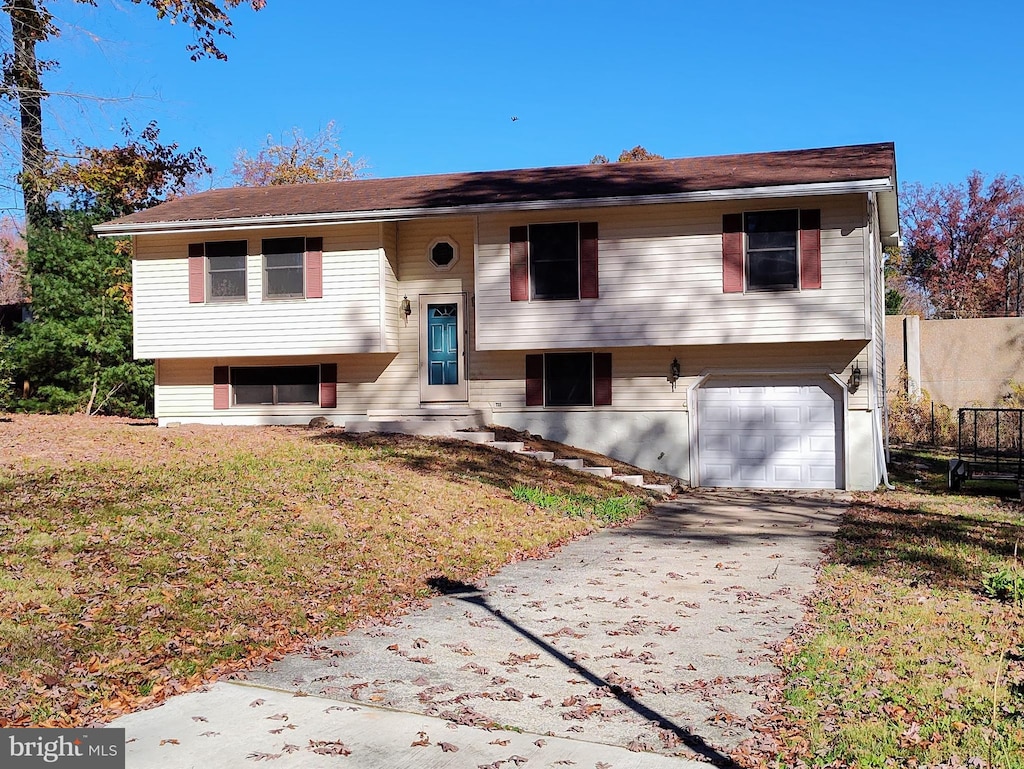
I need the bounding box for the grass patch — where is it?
[748,447,1024,768]
[0,415,654,727]
[509,483,646,523]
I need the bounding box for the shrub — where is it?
[888,367,957,445]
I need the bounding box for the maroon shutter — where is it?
[579,222,599,299]
[213,366,229,410]
[722,214,744,293]
[593,353,612,406]
[319,362,337,408]
[305,236,323,299]
[800,209,822,290]
[525,354,544,406]
[188,243,205,303]
[510,226,529,301]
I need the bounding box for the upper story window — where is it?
[722,209,821,294]
[203,240,247,303]
[530,223,580,300]
[745,210,799,290]
[263,237,307,299]
[510,222,599,302]
[189,236,324,304]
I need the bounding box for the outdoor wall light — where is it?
[848,362,862,394]
[400,296,412,317]
[668,357,681,391]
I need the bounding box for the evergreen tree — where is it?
[12,210,152,416]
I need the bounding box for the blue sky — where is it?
[3,0,1022,215]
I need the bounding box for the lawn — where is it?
[0,415,655,727]
[742,447,1024,768]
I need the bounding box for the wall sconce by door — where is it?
[400,296,412,322]
[668,357,681,391]
[848,361,862,393]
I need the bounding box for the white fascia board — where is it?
[94,177,896,237]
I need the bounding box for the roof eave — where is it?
[94,177,896,237]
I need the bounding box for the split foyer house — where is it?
[96,142,899,491]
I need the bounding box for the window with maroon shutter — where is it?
[593,353,612,406]
[579,222,599,299]
[510,222,599,301]
[319,363,337,408]
[188,243,205,303]
[525,354,544,405]
[213,366,230,409]
[721,214,744,293]
[510,227,529,301]
[306,237,324,298]
[527,352,611,407]
[799,210,822,290]
[723,210,822,292]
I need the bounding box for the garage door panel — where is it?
[738,406,767,424]
[807,406,836,424]
[698,381,840,490]
[772,465,803,483]
[772,406,801,423]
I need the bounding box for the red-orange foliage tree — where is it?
[900,172,1024,318]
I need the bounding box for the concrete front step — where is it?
[459,431,496,444]
[579,466,613,477]
[489,441,526,453]
[643,483,675,495]
[518,450,555,462]
[611,474,645,486]
[552,457,585,470]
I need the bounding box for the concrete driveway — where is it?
[113,490,843,768]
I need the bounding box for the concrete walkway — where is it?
[112,490,843,768]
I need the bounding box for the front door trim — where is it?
[418,292,469,403]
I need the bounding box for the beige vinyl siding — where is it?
[331,217,477,412]
[468,341,870,412]
[381,222,400,352]
[474,196,868,350]
[133,225,385,358]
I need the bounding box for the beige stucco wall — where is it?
[885,315,1024,407]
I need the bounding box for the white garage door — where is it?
[697,381,841,489]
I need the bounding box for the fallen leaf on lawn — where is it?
[191,716,208,723]
[411,737,430,747]
[281,744,300,754]
[159,739,179,746]
[534,739,547,747]
[199,731,220,737]
[508,756,528,766]
[246,752,281,761]
[266,713,289,721]
[249,699,265,708]
[489,738,510,746]
[438,741,459,752]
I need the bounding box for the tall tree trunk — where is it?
[5,0,49,228]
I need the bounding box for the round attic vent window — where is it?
[428,238,458,271]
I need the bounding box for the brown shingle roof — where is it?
[101,142,896,229]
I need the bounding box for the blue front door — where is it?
[427,303,459,386]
